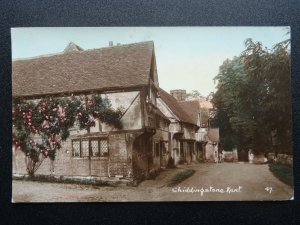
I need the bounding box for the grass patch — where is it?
[167,169,195,187]
[269,163,293,187]
[12,174,129,187]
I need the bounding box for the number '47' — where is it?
[265,187,273,194]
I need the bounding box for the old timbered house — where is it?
[157,89,199,165]
[13,41,170,183]
[177,100,219,163]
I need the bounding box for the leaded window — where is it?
[72,138,108,158]
[72,140,80,157]
[81,140,89,157]
[91,140,100,157]
[100,139,108,157]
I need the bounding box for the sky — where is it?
[11,27,289,96]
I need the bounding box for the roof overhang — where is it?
[13,84,147,99]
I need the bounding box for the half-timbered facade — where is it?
[12,41,170,183]
[157,89,199,165]
[178,100,219,163]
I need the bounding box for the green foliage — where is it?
[269,163,293,187]
[212,38,292,154]
[168,169,195,187]
[187,90,202,98]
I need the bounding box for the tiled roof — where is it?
[13,41,154,97]
[158,88,196,126]
[178,100,213,125]
[200,101,213,109]
[177,100,201,125]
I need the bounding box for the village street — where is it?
[12,162,293,202]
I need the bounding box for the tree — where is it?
[241,38,292,153]
[189,90,201,98]
[212,38,291,154]
[12,94,123,177]
[186,90,205,100]
[211,57,247,151]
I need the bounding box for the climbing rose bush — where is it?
[13,94,123,176]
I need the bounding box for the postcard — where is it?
[11,27,293,202]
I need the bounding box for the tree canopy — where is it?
[211,38,292,154]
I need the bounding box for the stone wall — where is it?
[108,133,129,177]
[268,153,293,167]
[132,134,149,181]
[13,132,135,179]
[170,89,187,101]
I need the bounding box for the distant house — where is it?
[157,89,199,165]
[12,41,170,183]
[176,100,205,162]
[175,97,219,163]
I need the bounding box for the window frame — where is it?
[71,138,109,158]
[72,139,81,158]
[99,139,109,157]
[90,138,100,158]
[81,139,90,158]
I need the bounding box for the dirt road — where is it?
[160,162,293,201]
[12,162,293,202]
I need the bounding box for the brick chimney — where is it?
[170,89,187,101]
